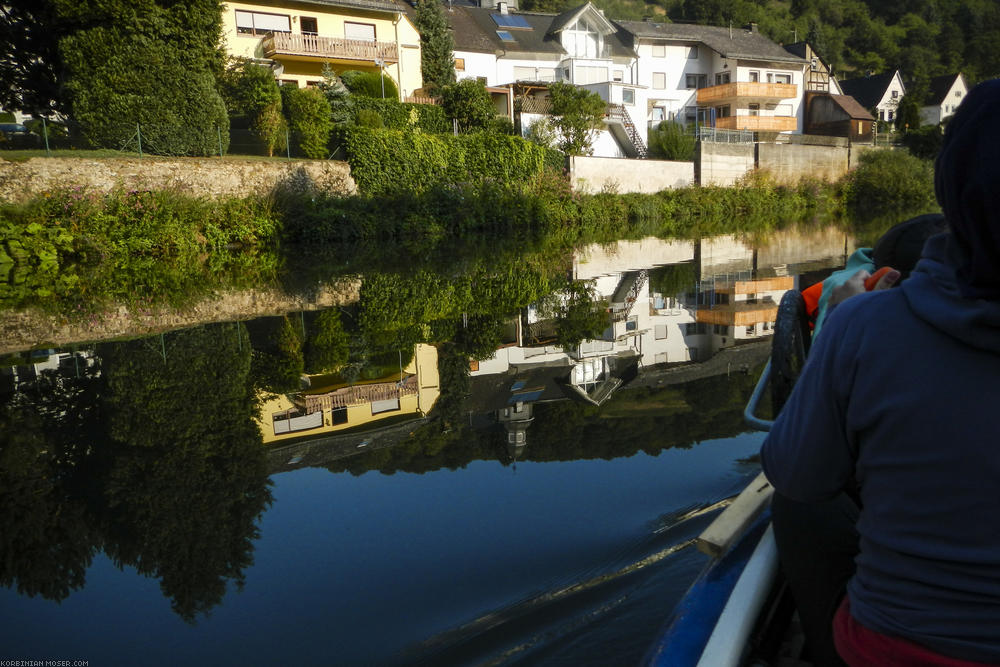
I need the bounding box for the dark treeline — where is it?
[0,324,273,622]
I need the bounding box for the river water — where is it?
[0,227,854,665]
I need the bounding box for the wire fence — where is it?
[2,119,342,159]
[697,126,755,144]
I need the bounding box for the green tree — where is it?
[58,1,229,155]
[250,315,305,393]
[441,79,495,133]
[547,82,607,156]
[414,0,456,93]
[97,324,272,623]
[541,280,609,351]
[895,93,922,131]
[281,85,333,159]
[319,63,355,126]
[305,309,351,374]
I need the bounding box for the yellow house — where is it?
[258,343,440,445]
[221,0,423,100]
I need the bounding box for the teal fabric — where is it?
[813,248,874,339]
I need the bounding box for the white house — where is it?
[920,73,968,126]
[616,20,809,135]
[839,70,906,125]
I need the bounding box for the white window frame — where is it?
[235,10,291,36]
[652,72,666,89]
[345,21,376,42]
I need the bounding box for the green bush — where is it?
[355,108,384,128]
[0,112,15,122]
[344,127,547,195]
[62,29,228,156]
[441,79,496,132]
[901,125,944,161]
[281,86,333,159]
[843,148,937,236]
[351,97,448,133]
[648,121,696,161]
[219,58,285,156]
[305,309,351,374]
[339,70,399,100]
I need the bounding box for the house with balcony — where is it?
[615,20,809,135]
[839,70,906,126]
[221,0,423,100]
[258,343,439,444]
[920,73,968,126]
[442,1,645,157]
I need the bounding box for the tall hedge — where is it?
[281,86,333,159]
[351,98,448,133]
[344,128,548,195]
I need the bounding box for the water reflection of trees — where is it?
[0,324,273,622]
[320,368,763,477]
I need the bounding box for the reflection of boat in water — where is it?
[643,292,811,666]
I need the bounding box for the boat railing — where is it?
[742,359,774,432]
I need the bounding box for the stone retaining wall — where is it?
[570,155,695,193]
[0,157,356,202]
[0,278,362,356]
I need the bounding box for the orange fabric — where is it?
[801,282,824,327]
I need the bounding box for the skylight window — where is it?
[496,30,516,42]
[492,13,532,29]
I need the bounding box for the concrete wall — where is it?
[570,155,694,193]
[0,157,356,203]
[757,143,849,184]
[696,142,755,186]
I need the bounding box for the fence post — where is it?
[136,122,143,158]
[41,117,51,157]
[217,126,224,157]
[286,129,291,160]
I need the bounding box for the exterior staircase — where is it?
[609,270,649,322]
[606,104,648,158]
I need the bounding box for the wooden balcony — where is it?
[697,82,798,106]
[696,303,778,327]
[714,115,798,132]
[263,32,398,64]
[715,276,795,294]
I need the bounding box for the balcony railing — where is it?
[714,115,798,132]
[697,82,798,105]
[263,32,398,64]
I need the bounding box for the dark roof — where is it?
[838,71,899,109]
[926,73,966,105]
[830,94,875,120]
[449,3,633,58]
[615,20,807,64]
[290,0,404,14]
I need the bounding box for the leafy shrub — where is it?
[339,70,399,100]
[0,111,15,122]
[843,149,937,229]
[352,97,448,133]
[305,309,351,373]
[648,121,696,161]
[901,125,944,161]
[441,79,496,132]
[62,30,228,156]
[219,58,285,156]
[355,108,384,128]
[344,127,547,195]
[281,86,333,159]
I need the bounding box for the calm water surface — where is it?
[0,229,853,665]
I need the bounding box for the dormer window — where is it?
[564,17,602,58]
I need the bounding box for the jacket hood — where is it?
[903,234,1000,352]
[934,79,1000,299]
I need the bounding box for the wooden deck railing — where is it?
[264,32,398,63]
[714,115,798,132]
[697,82,798,105]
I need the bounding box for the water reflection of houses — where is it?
[0,349,96,394]
[258,343,440,445]
[475,227,850,388]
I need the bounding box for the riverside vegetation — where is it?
[0,147,937,319]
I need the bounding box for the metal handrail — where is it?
[743,359,774,432]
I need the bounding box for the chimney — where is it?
[746,22,758,34]
[496,0,508,14]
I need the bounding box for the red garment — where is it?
[801,281,823,328]
[833,596,998,666]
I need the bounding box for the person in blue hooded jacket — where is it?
[761,79,1000,666]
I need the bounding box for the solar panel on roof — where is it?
[492,13,531,29]
[496,30,516,42]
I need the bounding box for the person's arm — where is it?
[761,304,861,502]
